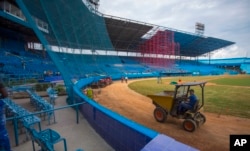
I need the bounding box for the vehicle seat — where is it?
[190,99,199,113]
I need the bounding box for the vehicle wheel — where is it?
[183,119,197,132]
[199,113,206,124]
[194,112,206,124]
[153,107,167,123]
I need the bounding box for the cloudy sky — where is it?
[98,0,250,59]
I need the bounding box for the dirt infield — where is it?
[94,80,250,151]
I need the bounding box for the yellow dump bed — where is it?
[147,91,175,111]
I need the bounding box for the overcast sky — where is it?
[98,0,250,59]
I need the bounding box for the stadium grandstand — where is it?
[0,0,249,150]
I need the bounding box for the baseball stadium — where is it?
[0,0,250,151]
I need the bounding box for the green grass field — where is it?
[128,75,250,118]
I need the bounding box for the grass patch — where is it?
[128,75,250,118]
[209,75,250,86]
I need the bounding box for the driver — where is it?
[178,89,197,114]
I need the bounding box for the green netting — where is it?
[18,0,120,99]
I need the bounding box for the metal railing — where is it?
[6,102,86,146]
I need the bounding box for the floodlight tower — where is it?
[88,0,100,11]
[195,22,205,35]
[195,22,205,63]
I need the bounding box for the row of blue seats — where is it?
[4,90,66,150]
[3,98,41,131]
[26,90,55,125]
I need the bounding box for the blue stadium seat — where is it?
[25,125,67,151]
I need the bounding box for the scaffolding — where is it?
[138,30,179,66]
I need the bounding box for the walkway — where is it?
[6,95,114,151]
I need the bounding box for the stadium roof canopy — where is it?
[104,16,153,52]
[0,0,235,58]
[103,14,235,57]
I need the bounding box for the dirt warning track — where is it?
[94,80,250,151]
